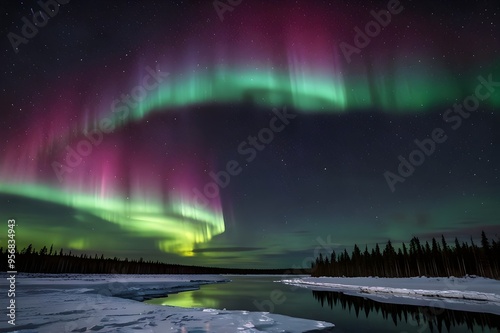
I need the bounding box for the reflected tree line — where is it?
[312,290,500,332]
[312,231,500,279]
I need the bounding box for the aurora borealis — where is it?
[1,0,499,268]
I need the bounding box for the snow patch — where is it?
[281,276,500,315]
[1,273,334,333]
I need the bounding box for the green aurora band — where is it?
[1,60,499,259]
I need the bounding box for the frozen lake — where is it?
[146,275,500,333]
[0,273,332,332]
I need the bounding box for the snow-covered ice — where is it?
[4,273,499,332]
[0,273,334,333]
[281,275,500,315]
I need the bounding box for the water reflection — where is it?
[312,290,500,332]
[145,277,500,332]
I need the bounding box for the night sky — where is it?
[1,0,499,268]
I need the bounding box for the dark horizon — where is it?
[2,230,498,273]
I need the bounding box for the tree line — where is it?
[312,231,500,279]
[0,244,307,275]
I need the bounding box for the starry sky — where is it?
[0,0,499,268]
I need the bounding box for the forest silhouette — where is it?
[1,231,498,277]
[312,231,499,279]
